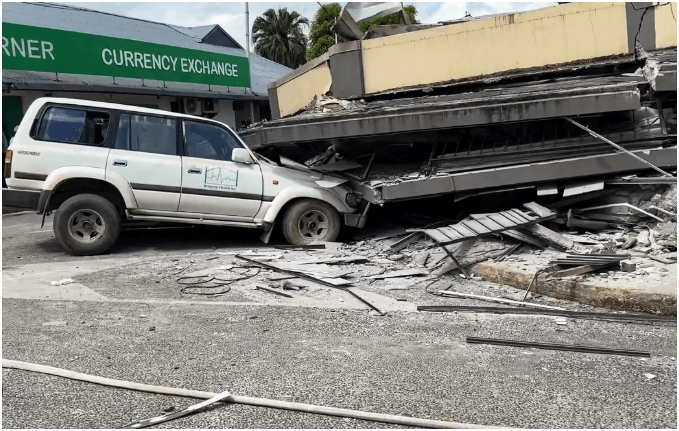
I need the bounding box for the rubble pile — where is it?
[645,184,678,221]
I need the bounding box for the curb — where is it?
[2,210,35,217]
[472,261,677,316]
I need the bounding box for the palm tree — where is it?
[252,8,309,69]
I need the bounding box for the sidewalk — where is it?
[473,249,677,316]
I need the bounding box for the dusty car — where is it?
[3,98,366,255]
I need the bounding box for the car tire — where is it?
[282,199,340,245]
[53,194,121,256]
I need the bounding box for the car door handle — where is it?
[187,168,202,174]
[113,159,127,167]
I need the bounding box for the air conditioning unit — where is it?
[183,98,201,116]
[202,99,219,114]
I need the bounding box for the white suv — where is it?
[4,98,365,255]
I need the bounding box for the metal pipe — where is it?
[649,205,676,218]
[3,359,501,429]
[245,3,255,121]
[245,2,250,63]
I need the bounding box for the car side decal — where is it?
[204,166,238,191]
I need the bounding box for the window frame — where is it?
[32,103,113,147]
[180,118,248,162]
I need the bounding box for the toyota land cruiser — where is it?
[4,98,366,255]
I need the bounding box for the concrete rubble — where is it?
[84,179,674,317]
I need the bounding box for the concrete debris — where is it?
[409,251,430,267]
[50,278,74,286]
[42,321,67,326]
[255,284,294,298]
[620,261,637,272]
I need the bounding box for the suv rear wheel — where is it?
[53,194,121,255]
[282,199,340,245]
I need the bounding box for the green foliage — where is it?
[306,35,336,62]
[359,5,419,32]
[305,3,419,62]
[252,8,309,69]
[307,3,346,62]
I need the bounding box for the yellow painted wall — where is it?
[361,2,630,94]
[655,2,678,49]
[275,61,332,117]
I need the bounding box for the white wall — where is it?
[212,99,236,130]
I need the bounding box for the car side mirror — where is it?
[232,148,254,164]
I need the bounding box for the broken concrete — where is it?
[474,249,677,315]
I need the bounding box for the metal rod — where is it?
[235,255,385,315]
[656,99,668,135]
[564,117,674,177]
[433,240,470,278]
[361,153,376,180]
[649,205,676,218]
[466,337,651,357]
[521,272,539,302]
[438,291,564,310]
[256,285,294,298]
[576,203,664,222]
[417,306,677,324]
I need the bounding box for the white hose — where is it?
[3,359,507,429]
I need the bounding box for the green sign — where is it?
[2,22,250,88]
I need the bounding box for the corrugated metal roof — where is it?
[167,24,244,50]
[1,2,291,97]
[168,24,219,41]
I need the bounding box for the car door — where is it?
[179,120,263,218]
[106,113,182,211]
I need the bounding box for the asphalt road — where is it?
[2,211,677,429]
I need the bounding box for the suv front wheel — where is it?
[282,199,340,245]
[53,194,121,255]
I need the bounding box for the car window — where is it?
[130,115,177,156]
[37,107,110,146]
[184,121,241,161]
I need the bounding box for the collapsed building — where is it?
[239,2,677,216]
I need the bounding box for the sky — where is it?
[62,1,558,49]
